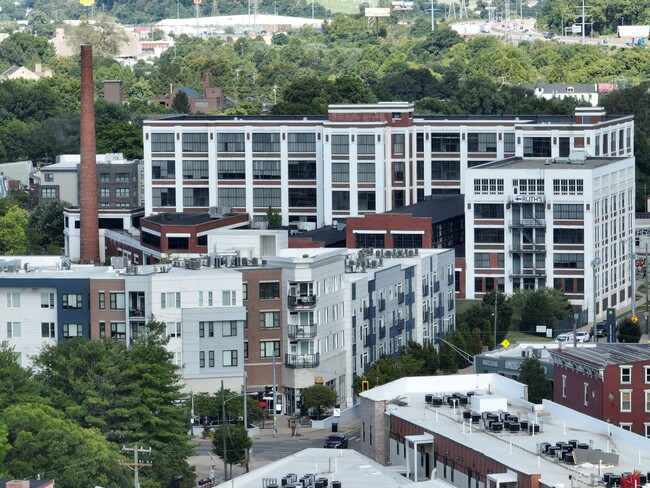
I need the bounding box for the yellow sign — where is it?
[631,315,638,324]
[80,0,95,5]
[501,339,510,348]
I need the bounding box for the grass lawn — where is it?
[505,331,554,344]
[455,298,480,316]
[318,0,363,15]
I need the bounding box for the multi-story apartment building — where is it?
[464,153,635,317]
[550,344,650,437]
[142,104,633,227]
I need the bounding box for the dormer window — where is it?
[567,86,574,93]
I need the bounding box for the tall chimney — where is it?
[79,45,99,263]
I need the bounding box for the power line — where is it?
[121,445,152,488]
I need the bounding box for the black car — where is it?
[324,435,348,449]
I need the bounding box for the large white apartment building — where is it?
[464,153,635,317]
[142,104,633,227]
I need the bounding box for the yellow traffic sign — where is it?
[631,315,638,324]
[501,339,510,348]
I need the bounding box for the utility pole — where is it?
[272,352,278,437]
[221,380,227,480]
[493,291,498,348]
[121,445,152,488]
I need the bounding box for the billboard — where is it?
[365,7,391,17]
[617,25,650,38]
[451,23,481,36]
[597,82,618,93]
[80,0,95,5]
[392,1,414,11]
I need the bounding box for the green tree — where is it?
[354,353,425,394]
[266,206,282,228]
[65,15,129,58]
[172,90,192,113]
[27,10,56,38]
[0,423,9,477]
[517,357,552,404]
[211,424,252,479]
[0,205,28,255]
[1,403,131,488]
[402,342,439,375]
[28,200,69,252]
[0,32,55,67]
[511,288,572,333]
[0,342,41,411]
[482,291,513,347]
[301,384,338,419]
[617,318,642,343]
[96,122,144,160]
[193,390,262,425]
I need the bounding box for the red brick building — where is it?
[154,73,228,114]
[550,344,650,437]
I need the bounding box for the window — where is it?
[41,187,57,198]
[99,173,109,182]
[259,282,280,299]
[183,188,209,207]
[468,133,497,152]
[393,234,422,248]
[222,321,238,336]
[182,159,209,179]
[44,172,54,182]
[151,132,175,152]
[63,323,83,338]
[218,188,246,207]
[260,340,280,358]
[198,291,213,307]
[110,292,125,310]
[645,366,650,384]
[431,161,460,180]
[253,188,281,207]
[6,322,21,338]
[260,311,280,328]
[62,294,83,310]
[222,291,237,306]
[223,350,238,367]
[217,160,245,179]
[41,322,55,338]
[523,137,552,157]
[115,172,130,183]
[431,133,460,152]
[244,341,249,359]
[474,204,504,219]
[41,292,54,309]
[416,160,424,180]
[161,292,181,308]
[288,133,316,152]
[98,292,105,309]
[621,366,632,384]
[152,160,175,179]
[393,134,405,155]
[393,162,404,182]
[99,322,106,338]
[289,188,317,207]
[358,191,376,211]
[217,132,245,152]
[562,375,567,398]
[473,179,504,195]
[504,133,515,152]
[253,160,281,179]
[115,188,130,198]
[332,162,349,182]
[288,160,316,179]
[645,391,650,413]
[208,350,215,367]
[6,292,20,308]
[332,191,350,211]
[182,132,208,152]
[252,133,280,152]
[166,322,182,338]
[356,233,384,248]
[152,188,176,207]
[331,135,349,155]
[357,134,375,155]
[358,163,375,182]
[168,236,188,249]
[584,383,589,406]
[620,390,632,412]
[242,284,248,301]
[552,179,584,195]
[199,351,205,368]
[513,179,544,195]
[553,204,584,219]
[111,322,126,340]
[553,229,584,244]
[475,253,490,268]
[199,321,216,338]
[553,253,584,269]
[100,188,111,198]
[474,228,504,244]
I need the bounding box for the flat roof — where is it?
[143,212,240,226]
[550,343,650,368]
[215,448,422,488]
[475,156,630,170]
[362,374,650,488]
[388,195,464,222]
[294,225,346,247]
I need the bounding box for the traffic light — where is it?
[361,380,369,392]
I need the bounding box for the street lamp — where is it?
[591,257,601,342]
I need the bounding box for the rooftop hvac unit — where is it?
[125,265,137,275]
[186,259,201,270]
[568,150,588,164]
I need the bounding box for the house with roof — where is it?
[0,63,52,82]
[549,343,650,437]
[154,73,228,113]
[521,79,600,106]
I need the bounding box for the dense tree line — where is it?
[0,319,195,487]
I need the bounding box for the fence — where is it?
[553,309,589,335]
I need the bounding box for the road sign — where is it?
[333,408,341,417]
[631,315,638,324]
[501,339,510,348]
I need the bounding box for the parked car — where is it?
[575,331,591,342]
[542,31,555,39]
[324,435,348,449]
[556,332,573,342]
[591,322,607,338]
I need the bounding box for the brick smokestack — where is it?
[79,44,99,263]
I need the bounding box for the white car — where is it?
[556,333,573,342]
[575,331,590,342]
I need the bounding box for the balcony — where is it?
[129,307,146,318]
[395,319,405,331]
[287,323,317,339]
[128,291,145,318]
[363,307,370,320]
[509,244,546,254]
[397,292,404,304]
[378,298,386,312]
[285,352,320,368]
[364,335,375,348]
[287,294,316,309]
[508,219,546,228]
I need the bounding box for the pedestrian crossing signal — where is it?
[361,380,369,392]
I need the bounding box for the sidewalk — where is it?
[190,414,358,485]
